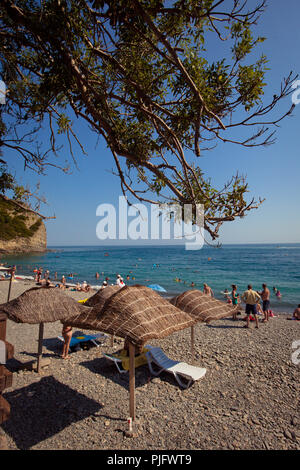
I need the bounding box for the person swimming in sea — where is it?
[276,289,282,299]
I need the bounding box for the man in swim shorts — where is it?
[259,283,271,322]
[241,285,261,329]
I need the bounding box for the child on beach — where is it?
[256,302,263,315]
[61,325,73,359]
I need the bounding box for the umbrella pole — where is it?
[37,322,44,373]
[7,267,15,302]
[129,342,135,422]
[191,325,195,365]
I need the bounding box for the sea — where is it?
[1,243,299,314]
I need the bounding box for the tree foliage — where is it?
[0,0,297,239]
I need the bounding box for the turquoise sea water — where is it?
[1,244,300,314]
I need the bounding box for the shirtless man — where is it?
[293,305,300,320]
[203,283,214,297]
[259,283,270,322]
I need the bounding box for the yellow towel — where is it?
[110,347,150,370]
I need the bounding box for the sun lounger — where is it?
[57,333,108,352]
[102,352,128,373]
[146,347,206,389]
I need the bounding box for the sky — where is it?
[2,0,300,246]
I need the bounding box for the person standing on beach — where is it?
[241,285,261,329]
[231,284,239,320]
[61,325,73,359]
[259,284,271,323]
[203,283,214,297]
[37,267,42,283]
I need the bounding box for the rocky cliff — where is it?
[0,199,47,254]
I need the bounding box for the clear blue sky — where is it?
[3,1,300,246]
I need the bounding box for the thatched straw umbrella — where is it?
[81,285,121,345]
[170,289,240,323]
[98,285,196,422]
[83,285,120,308]
[0,287,91,324]
[66,285,197,422]
[0,266,16,302]
[68,285,196,345]
[0,285,201,427]
[170,289,241,362]
[0,287,91,372]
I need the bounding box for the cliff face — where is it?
[0,201,47,254]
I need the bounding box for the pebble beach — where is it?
[0,278,299,451]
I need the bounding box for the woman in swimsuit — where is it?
[61,325,73,359]
[231,284,239,320]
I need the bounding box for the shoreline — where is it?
[0,276,294,315]
[0,278,299,450]
[1,243,299,314]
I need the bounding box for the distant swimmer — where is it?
[222,288,230,298]
[191,282,195,287]
[95,272,100,279]
[276,290,282,299]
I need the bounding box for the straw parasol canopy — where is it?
[84,285,120,307]
[66,285,196,346]
[0,287,91,324]
[170,289,241,323]
[61,285,121,330]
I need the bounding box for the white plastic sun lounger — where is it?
[102,352,127,373]
[146,347,206,389]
